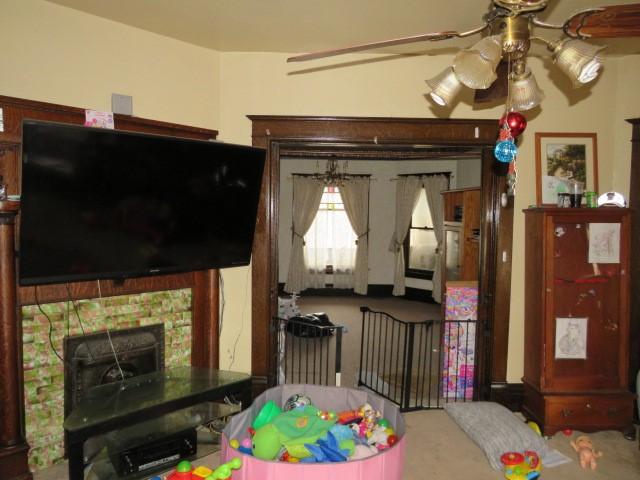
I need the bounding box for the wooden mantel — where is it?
[0,95,221,478]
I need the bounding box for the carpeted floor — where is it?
[35,410,639,479]
[34,296,639,479]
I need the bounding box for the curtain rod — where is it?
[390,172,452,181]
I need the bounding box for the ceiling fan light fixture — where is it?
[453,52,499,89]
[453,35,502,89]
[509,67,545,111]
[426,67,464,106]
[471,34,504,63]
[553,39,606,87]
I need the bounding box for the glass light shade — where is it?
[452,35,502,89]
[453,52,498,89]
[426,67,463,106]
[471,34,503,63]
[509,67,545,111]
[553,39,606,87]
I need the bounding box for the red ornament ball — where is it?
[562,429,573,436]
[499,112,527,138]
[387,434,398,446]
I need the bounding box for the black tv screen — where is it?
[19,120,265,286]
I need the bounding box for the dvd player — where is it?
[108,427,196,476]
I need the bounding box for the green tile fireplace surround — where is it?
[21,289,193,472]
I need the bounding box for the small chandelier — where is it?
[313,158,351,186]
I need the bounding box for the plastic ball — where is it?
[494,140,518,163]
[384,427,394,436]
[387,434,398,446]
[377,418,390,428]
[241,438,252,449]
[500,111,527,138]
[284,393,312,411]
[229,439,240,449]
[562,429,573,436]
[176,460,192,473]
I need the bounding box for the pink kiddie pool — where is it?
[221,384,405,480]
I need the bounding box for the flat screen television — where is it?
[19,120,265,286]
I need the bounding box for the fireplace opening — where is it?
[63,324,165,419]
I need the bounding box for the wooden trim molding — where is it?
[0,95,220,477]
[0,201,30,480]
[248,115,511,396]
[626,118,640,417]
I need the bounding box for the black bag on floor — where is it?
[285,313,335,338]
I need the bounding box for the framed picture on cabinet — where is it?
[555,317,588,360]
[535,132,598,206]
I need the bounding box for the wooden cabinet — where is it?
[442,188,480,282]
[522,207,634,436]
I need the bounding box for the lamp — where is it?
[552,38,606,87]
[313,158,351,186]
[426,67,464,106]
[509,60,545,111]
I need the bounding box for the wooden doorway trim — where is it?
[248,115,513,398]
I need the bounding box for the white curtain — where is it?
[423,174,449,303]
[340,177,370,295]
[284,176,324,293]
[389,176,422,296]
[305,190,357,289]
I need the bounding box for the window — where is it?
[305,186,357,284]
[405,188,438,279]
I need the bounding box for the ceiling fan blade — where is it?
[287,26,487,62]
[564,3,640,38]
[474,61,508,104]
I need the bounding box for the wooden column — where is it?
[0,200,31,479]
[626,118,640,402]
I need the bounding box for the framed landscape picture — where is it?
[535,132,598,206]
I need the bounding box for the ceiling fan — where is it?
[287,1,640,111]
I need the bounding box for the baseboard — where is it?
[490,382,525,412]
[404,287,437,303]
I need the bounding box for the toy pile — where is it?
[228,394,400,463]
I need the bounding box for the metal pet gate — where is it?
[358,306,477,411]
[273,306,476,411]
[273,316,344,387]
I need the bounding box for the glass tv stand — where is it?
[63,367,252,479]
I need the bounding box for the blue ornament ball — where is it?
[494,140,518,163]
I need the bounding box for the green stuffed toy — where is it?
[252,405,337,460]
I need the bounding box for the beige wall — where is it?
[218,52,638,382]
[0,0,220,128]
[3,0,639,380]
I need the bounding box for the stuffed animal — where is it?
[570,435,603,470]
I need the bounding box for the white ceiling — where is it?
[46,0,640,56]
